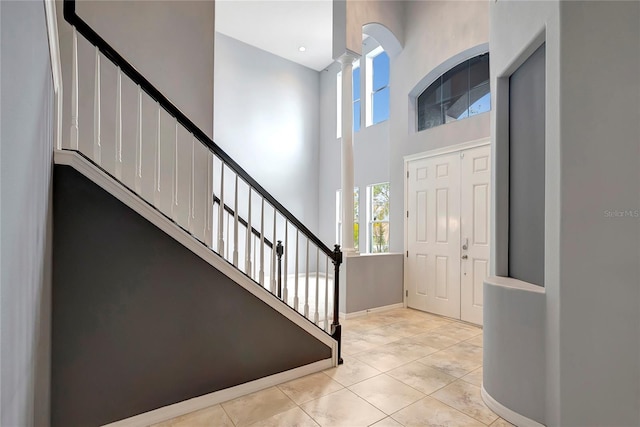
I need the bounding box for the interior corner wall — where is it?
[388,0,490,253]
[1,1,54,425]
[56,0,215,143]
[213,33,321,237]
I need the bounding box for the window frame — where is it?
[365,46,390,127]
[366,182,390,253]
[353,65,361,132]
[336,188,360,251]
[416,53,490,132]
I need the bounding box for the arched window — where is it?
[417,53,490,131]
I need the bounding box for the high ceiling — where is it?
[215,0,334,72]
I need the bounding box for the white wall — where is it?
[214,33,321,235]
[489,1,640,425]
[1,1,54,425]
[333,0,404,59]
[388,0,490,253]
[73,0,214,139]
[321,1,490,255]
[345,0,404,57]
[55,0,215,243]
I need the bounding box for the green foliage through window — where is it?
[368,183,390,253]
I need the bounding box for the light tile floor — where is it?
[154,308,513,427]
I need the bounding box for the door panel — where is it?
[406,144,490,326]
[406,153,461,318]
[416,253,428,295]
[416,191,428,241]
[473,184,489,245]
[460,145,491,325]
[435,256,449,299]
[436,188,449,242]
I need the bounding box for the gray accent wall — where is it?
[508,44,545,287]
[52,165,331,426]
[340,254,403,314]
[1,1,54,425]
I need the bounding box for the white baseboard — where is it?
[104,358,333,427]
[340,302,404,320]
[481,385,546,427]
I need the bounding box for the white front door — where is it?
[405,144,491,325]
[460,145,491,325]
[406,152,461,319]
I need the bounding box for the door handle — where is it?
[461,255,468,260]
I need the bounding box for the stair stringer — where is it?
[54,149,337,357]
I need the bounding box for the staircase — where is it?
[52,1,342,425]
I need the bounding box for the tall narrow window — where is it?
[336,188,360,251]
[367,183,390,253]
[372,51,390,124]
[366,47,390,126]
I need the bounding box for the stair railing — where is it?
[62,0,342,362]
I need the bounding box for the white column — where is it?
[338,52,359,256]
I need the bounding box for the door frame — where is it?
[403,137,491,309]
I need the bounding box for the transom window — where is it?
[417,53,490,131]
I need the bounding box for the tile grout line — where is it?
[159,308,488,427]
[219,404,237,427]
[342,311,488,426]
[427,379,498,426]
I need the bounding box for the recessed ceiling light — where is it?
[298,46,306,52]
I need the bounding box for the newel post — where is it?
[331,244,344,364]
